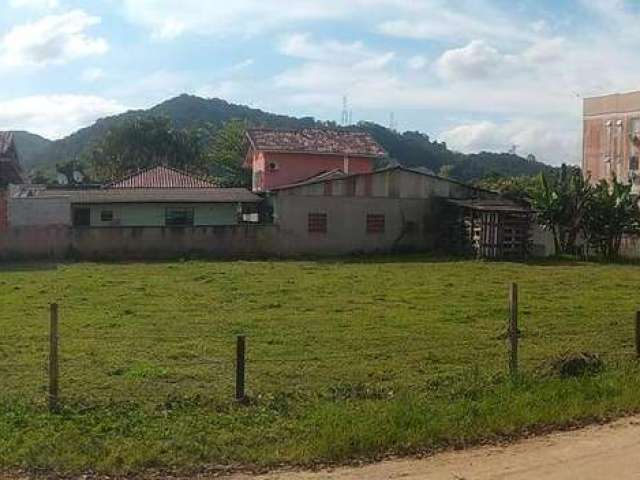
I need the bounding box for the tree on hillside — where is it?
[88,117,206,180]
[583,177,640,259]
[475,173,539,203]
[206,119,252,188]
[531,164,592,255]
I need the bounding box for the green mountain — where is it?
[13,94,555,182]
[11,131,53,168]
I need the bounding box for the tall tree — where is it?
[532,164,592,255]
[88,117,206,180]
[206,119,252,188]
[583,177,640,259]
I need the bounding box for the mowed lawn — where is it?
[2,257,640,475]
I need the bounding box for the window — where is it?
[100,210,114,222]
[631,156,639,171]
[165,208,194,226]
[323,182,333,196]
[268,161,279,171]
[366,214,385,234]
[241,203,260,223]
[308,213,327,234]
[72,208,90,227]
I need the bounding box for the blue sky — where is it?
[0,0,638,165]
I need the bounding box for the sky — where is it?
[0,0,639,165]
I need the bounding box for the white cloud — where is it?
[0,10,108,68]
[279,33,384,65]
[9,0,59,8]
[441,118,579,165]
[0,95,126,139]
[275,34,398,108]
[377,0,539,44]
[120,0,424,39]
[435,40,509,81]
[122,0,349,39]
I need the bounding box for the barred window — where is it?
[100,210,114,222]
[308,213,327,234]
[165,208,194,227]
[367,214,385,234]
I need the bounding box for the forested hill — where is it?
[13,94,555,182]
[11,131,53,168]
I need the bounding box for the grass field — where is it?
[3,256,640,475]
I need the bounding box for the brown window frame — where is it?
[366,214,385,234]
[308,213,328,234]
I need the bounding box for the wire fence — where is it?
[3,282,640,412]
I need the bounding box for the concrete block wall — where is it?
[274,195,438,255]
[8,196,71,227]
[0,225,281,261]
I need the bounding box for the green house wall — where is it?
[82,203,240,227]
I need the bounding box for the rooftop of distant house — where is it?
[107,165,217,189]
[246,128,386,158]
[11,165,261,203]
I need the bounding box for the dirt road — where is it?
[230,416,640,480]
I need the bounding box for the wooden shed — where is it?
[442,198,534,260]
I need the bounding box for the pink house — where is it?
[245,128,386,193]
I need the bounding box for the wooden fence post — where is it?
[508,283,518,377]
[235,335,246,402]
[635,312,640,358]
[48,303,59,413]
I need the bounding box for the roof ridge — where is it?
[107,164,216,189]
[246,128,386,158]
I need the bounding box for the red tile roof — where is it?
[247,128,386,158]
[108,166,217,189]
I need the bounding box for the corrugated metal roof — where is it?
[108,166,217,189]
[247,128,386,158]
[71,188,261,204]
[271,165,498,194]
